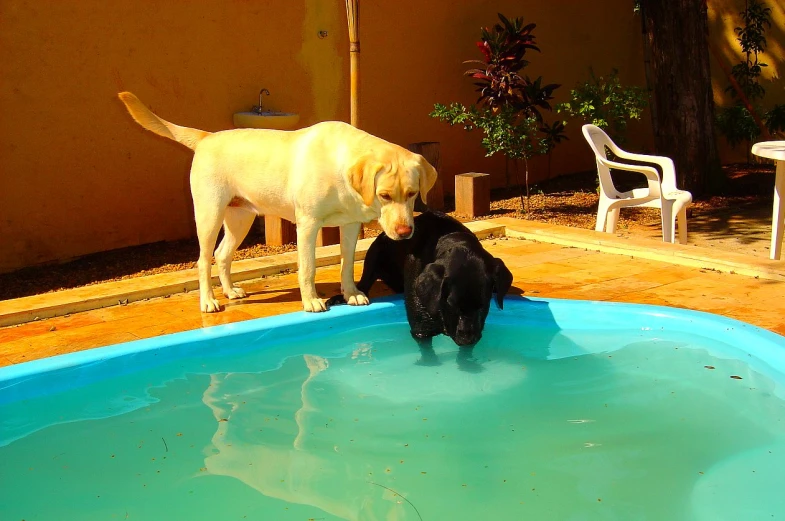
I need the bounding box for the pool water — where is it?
[2,297,785,520]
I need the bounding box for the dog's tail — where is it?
[118,92,209,151]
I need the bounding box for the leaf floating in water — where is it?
[730,375,743,380]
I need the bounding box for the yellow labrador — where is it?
[118,92,437,313]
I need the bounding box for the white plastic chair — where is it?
[581,124,692,244]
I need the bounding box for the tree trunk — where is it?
[640,0,722,196]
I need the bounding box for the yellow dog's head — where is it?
[350,148,438,240]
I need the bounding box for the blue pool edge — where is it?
[2,295,785,385]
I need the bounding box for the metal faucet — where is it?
[252,88,270,114]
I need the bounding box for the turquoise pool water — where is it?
[1,296,785,520]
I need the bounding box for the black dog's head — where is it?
[414,237,513,347]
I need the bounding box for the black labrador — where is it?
[339,210,513,349]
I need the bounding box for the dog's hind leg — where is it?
[192,189,227,313]
[214,207,256,300]
[339,222,369,306]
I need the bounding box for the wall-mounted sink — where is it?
[233,111,300,130]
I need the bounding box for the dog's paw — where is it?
[344,291,369,306]
[224,286,247,300]
[302,298,328,313]
[201,297,222,313]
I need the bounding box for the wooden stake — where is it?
[346,0,360,127]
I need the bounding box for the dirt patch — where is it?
[0,164,774,301]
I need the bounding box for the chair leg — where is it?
[677,208,688,244]
[596,199,612,232]
[606,208,620,234]
[660,204,675,243]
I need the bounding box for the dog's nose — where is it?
[395,224,413,238]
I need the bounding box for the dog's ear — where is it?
[490,257,513,310]
[349,156,385,206]
[416,156,438,204]
[415,263,447,317]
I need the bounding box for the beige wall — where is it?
[2,0,781,272]
[1,0,348,272]
[708,0,785,162]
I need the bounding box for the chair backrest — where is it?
[582,123,673,204]
[581,124,622,197]
[581,124,618,160]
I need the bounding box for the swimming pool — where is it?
[2,296,784,520]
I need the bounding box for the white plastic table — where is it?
[751,141,785,260]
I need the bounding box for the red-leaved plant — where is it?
[464,14,560,122]
[431,13,566,214]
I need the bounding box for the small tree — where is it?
[716,0,785,153]
[430,13,565,214]
[556,68,649,192]
[556,68,648,143]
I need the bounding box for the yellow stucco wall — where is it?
[0,0,348,272]
[708,0,785,162]
[2,0,780,272]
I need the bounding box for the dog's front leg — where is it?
[339,222,369,306]
[296,219,327,312]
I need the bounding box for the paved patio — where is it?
[1,217,784,368]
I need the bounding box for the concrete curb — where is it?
[493,217,785,283]
[0,221,505,328]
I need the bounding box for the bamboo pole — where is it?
[346,0,360,127]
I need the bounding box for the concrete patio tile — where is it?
[502,246,599,267]
[191,308,258,329]
[627,265,703,285]
[3,330,139,365]
[515,281,576,298]
[129,318,206,341]
[546,274,676,302]
[636,282,746,313]
[0,312,105,343]
[52,312,180,342]
[552,261,656,285]
[225,291,304,315]
[546,252,634,271]
[612,293,677,308]
[490,239,562,254]
[513,262,586,280]
[772,321,785,337]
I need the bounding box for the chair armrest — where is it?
[599,157,661,179]
[598,158,662,198]
[611,151,678,187]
